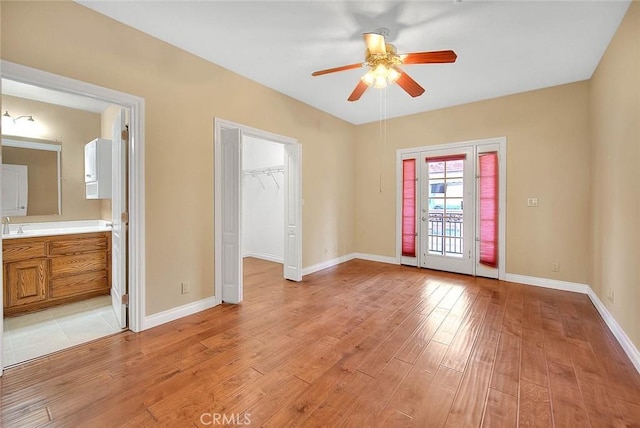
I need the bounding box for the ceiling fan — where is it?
[311,28,457,102]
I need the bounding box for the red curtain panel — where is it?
[479,152,498,267]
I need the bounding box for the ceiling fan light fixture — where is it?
[373,74,388,89]
[387,67,401,84]
[361,70,375,86]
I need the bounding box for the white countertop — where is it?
[2,220,112,240]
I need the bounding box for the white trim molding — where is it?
[352,253,399,265]
[302,252,399,277]
[302,254,356,276]
[143,297,220,330]
[587,288,640,373]
[504,273,589,294]
[242,252,283,264]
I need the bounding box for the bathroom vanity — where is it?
[3,222,111,316]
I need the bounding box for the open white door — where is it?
[283,143,302,281]
[1,164,28,216]
[221,128,243,303]
[111,109,127,328]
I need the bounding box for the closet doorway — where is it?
[214,119,302,304]
[242,137,285,264]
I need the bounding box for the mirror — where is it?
[1,136,61,216]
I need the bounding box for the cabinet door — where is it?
[4,259,48,307]
[85,140,97,183]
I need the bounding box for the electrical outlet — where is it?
[527,198,539,207]
[552,263,560,272]
[181,281,190,294]
[607,288,614,303]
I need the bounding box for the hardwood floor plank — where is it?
[384,340,449,418]
[444,327,500,427]
[357,312,427,378]
[520,328,548,388]
[395,307,447,364]
[490,332,521,398]
[441,297,489,372]
[547,360,590,427]
[340,358,412,427]
[413,366,463,427]
[481,388,517,427]
[301,370,374,427]
[579,379,626,426]
[518,380,552,428]
[1,258,638,427]
[616,399,640,427]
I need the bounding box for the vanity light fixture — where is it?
[3,110,35,124]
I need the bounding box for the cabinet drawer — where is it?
[48,235,108,256]
[2,240,46,263]
[50,270,109,298]
[50,252,108,277]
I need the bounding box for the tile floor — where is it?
[2,295,123,366]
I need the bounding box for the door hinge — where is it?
[121,212,129,224]
[121,125,129,142]
[122,294,129,305]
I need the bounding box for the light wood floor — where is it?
[2,258,640,427]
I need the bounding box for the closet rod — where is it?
[242,165,285,176]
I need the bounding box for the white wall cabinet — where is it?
[85,138,112,199]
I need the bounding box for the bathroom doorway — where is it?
[0,61,145,372]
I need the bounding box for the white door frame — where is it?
[0,61,146,373]
[395,137,506,280]
[214,118,302,304]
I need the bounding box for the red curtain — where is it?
[402,159,416,257]
[479,152,498,267]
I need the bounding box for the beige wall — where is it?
[355,82,591,284]
[0,1,356,315]
[590,2,640,348]
[1,94,104,222]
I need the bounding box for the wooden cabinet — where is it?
[4,258,48,307]
[3,232,111,316]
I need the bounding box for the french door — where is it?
[420,147,474,275]
[399,142,502,279]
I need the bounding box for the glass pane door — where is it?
[420,148,474,275]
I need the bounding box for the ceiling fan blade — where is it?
[311,63,363,77]
[401,50,457,65]
[348,80,369,102]
[396,70,425,98]
[363,32,386,55]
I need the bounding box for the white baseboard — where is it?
[586,288,640,373]
[302,254,356,276]
[504,272,639,374]
[301,252,400,276]
[352,253,400,265]
[143,296,219,330]
[504,273,589,294]
[242,252,283,264]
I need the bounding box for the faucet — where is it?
[2,217,9,235]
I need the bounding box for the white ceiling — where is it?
[78,1,630,125]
